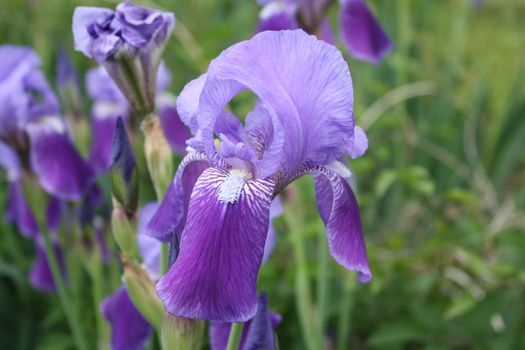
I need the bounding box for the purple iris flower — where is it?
[73,1,175,115]
[100,202,161,350]
[210,293,282,350]
[257,0,392,64]
[0,45,93,201]
[148,30,370,322]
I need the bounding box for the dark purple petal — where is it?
[198,30,355,179]
[101,285,152,350]
[0,141,21,181]
[27,117,94,201]
[156,168,275,322]
[7,182,39,238]
[210,292,280,350]
[347,125,367,159]
[94,219,110,263]
[157,93,191,154]
[137,202,161,278]
[314,166,371,282]
[88,103,124,173]
[146,152,209,242]
[46,197,64,233]
[29,235,67,293]
[339,0,393,64]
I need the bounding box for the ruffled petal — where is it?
[198,30,355,179]
[339,0,393,64]
[156,167,275,322]
[157,93,191,154]
[145,152,209,242]
[27,117,94,201]
[101,285,152,350]
[313,166,371,282]
[72,7,116,60]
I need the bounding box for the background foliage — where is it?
[1,0,524,349]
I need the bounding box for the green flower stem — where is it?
[336,273,357,350]
[38,223,89,350]
[226,322,244,350]
[160,243,169,275]
[316,218,329,346]
[285,199,321,350]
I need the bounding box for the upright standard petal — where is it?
[198,30,355,178]
[156,168,275,322]
[314,166,371,282]
[101,286,152,350]
[339,0,393,64]
[27,117,94,201]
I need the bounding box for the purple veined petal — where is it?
[157,92,191,154]
[156,167,275,322]
[339,0,393,64]
[101,285,152,350]
[0,140,21,181]
[257,1,299,32]
[72,7,116,60]
[313,165,371,283]
[29,235,68,293]
[88,102,125,174]
[26,117,94,201]
[146,152,209,243]
[176,73,208,133]
[209,292,280,350]
[7,181,39,238]
[262,197,284,263]
[86,66,128,105]
[347,125,368,159]
[137,202,161,279]
[198,30,355,179]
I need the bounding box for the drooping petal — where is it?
[209,292,281,350]
[156,167,275,322]
[26,117,94,201]
[101,285,152,350]
[29,235,68,293]
[145,152,209,242]
[313,166,371,282]
[198,30,355,179]
[339,0,393,64]
[157,93,191,154]
[347,125,367,159]
[137,202,161,278]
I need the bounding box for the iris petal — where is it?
[156,167,275,322]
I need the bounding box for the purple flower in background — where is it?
[29,235,68,293]
[73,1,175,115]
[101,286,152,350]
[210,293,282,350]
[56,48,82,116]
[149,30,370,322]
[257,0,392,64]
[0,45,93,201]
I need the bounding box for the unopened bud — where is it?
[110,117,139,213]
[111,206,138,259]
[122,257,164,331]
[161,314,205,350]
[142,115,174,199]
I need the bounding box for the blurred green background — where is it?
[1,0,525,349]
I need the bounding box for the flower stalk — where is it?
[226,322,245,350]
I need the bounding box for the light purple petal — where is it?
[347,125,367,159]
[156,168,275,322]
[157,93,191,154]
[145,152,209,242]
[262,197,284,263]
[101,285,152,350]
[156,62,172,92]
[72,7,117,61]
[7,182,39,238]
[339,0,393,64]
[137,202,161,278]
[176,73,207,133]
[86,66,128,105]
[27,117,94,201]
[313,166,371,282]
[0,140,21,181]
[198,30,354,179]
